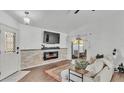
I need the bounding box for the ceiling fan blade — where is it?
[74,10,79,14]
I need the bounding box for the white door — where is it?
[0,25,20,80]
[0,27,1,76]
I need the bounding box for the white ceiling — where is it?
[5,10,124,33]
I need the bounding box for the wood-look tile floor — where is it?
[19,60,70,82]
[111,72,124,82]
[19,60,124,82]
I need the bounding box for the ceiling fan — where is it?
[74,10,95,14]
[66,10,95,14]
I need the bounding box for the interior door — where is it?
[0,25,20,80]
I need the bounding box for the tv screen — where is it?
[43,31,60,44]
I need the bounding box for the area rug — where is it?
[45,63,70,81]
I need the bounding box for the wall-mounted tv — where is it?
[43,31,60,44]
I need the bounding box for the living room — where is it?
[0,10,124,82]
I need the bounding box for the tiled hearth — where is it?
[21,48,67,69]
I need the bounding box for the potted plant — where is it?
[75,59,89,70]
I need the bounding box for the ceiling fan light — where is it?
[24,17,30,25]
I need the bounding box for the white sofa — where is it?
[61,58,114,82]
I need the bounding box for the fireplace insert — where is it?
[43,51,58,60]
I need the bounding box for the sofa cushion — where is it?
[94,66,114,82]
[85,59,104,77]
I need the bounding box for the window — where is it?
[72,39,84,52]
[5,32,16,53]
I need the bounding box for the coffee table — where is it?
[68,65,88,82]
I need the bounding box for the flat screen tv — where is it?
[43,31,60,44]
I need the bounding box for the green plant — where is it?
[75,59,89,69]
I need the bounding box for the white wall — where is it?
[67,12,124,66]
[0,11,18,29]
[19,24,67,49]
[19,24,42,49]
